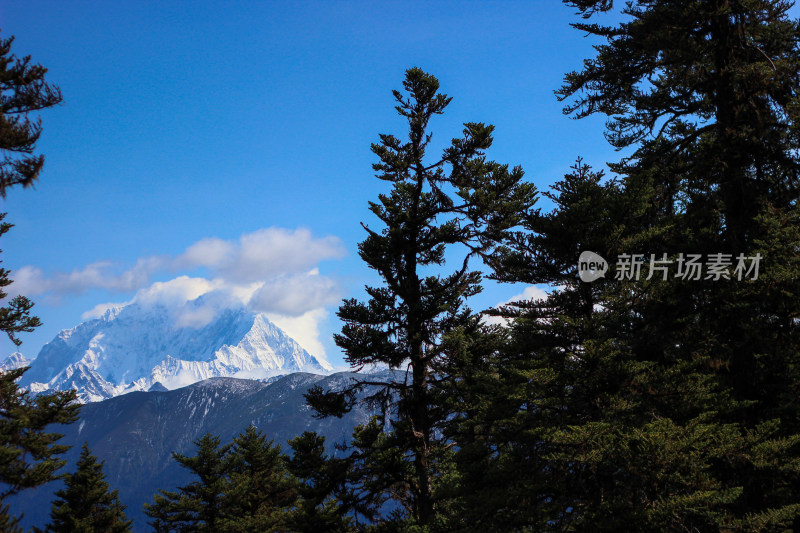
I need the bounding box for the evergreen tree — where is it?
[144,434,233,532]
[45,443,132,533]
[1,214,40,347]
[305,67,535,528]
[0,29,78,529]
[0,28,60,346]
[445,161,636,530]
[0,367,79,498]
[557,1,800,529]
[1,223,78,529]
[1,221,78,510]
[286,431,355,532]
[556,0,800,437]
[145,429,302,532]
[217,426,296,532]
[455,1,800,530]
[0,32,63,196]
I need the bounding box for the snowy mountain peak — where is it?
[1,352,31,371]
[19,297,332,402]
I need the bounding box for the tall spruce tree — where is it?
[0,367,79,498]
[0,214,40,346]
[286,431,355,532]
[145,429,302,532]
[446,160,641,530]
[0,365,79,531]
[306,68,535,527]
[0,31,78,530]
[44,444,132,533]
[217,426,296,532]
[556,0,800,529]
[456,1,800,530]
[1,219,78,511]
[555,0,800,435]
[144,434,233,532]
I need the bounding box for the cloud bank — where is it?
[13,228,344,298]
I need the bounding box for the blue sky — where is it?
[1,1,624,367]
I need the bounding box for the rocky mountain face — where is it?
[7,370,388,532]
[12,296,332,402]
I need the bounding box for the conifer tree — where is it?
[44,443,132,533]
[144,434,233,532]
[556,0,800,435]
[0,32,63,196]
[218,426,296,532]
[457,1,800,530]
[286,431,355,532]
[1,214,40,347]
[446,161,637,530]
[555,1,800,529]
[1,223,79,520]
[0,29,78,529]
[145,429,303,532]
[0,29,61,341]
[305,67,535,527]
[0,367,79,497]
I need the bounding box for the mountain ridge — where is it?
[5,370,389,532]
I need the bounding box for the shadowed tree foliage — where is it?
[0,366,79,531]
[305,67,535,528]
[0,29,59,346]
[44,443,132,533]
[144,434,234,532]
[450,1,800,530]
[0,214,40,347]
[218,426,296,532]
[145,429,299,532]
[0,368,79,499]
[556,2,800,528]
[0,32,77,529]
[287,431,356,532]
[0,33,63,197]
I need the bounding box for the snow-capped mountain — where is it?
[0,352,31,371]
[17,296,332,402]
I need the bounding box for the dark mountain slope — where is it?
[7,371,387,531]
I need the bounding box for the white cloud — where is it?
[169,228,345,284]
[214,228,344,283]
[9,227,345,298]
[11,266,48,297]
[177,238,236,270]
[511,286,549,302]
[11,256,171,299]
[248,270,340,316]
[131,277,243,329]
[81,301,128,320]
[173,305,220,329]
[133,277,224,308]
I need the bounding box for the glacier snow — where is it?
[14,295,332,402]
